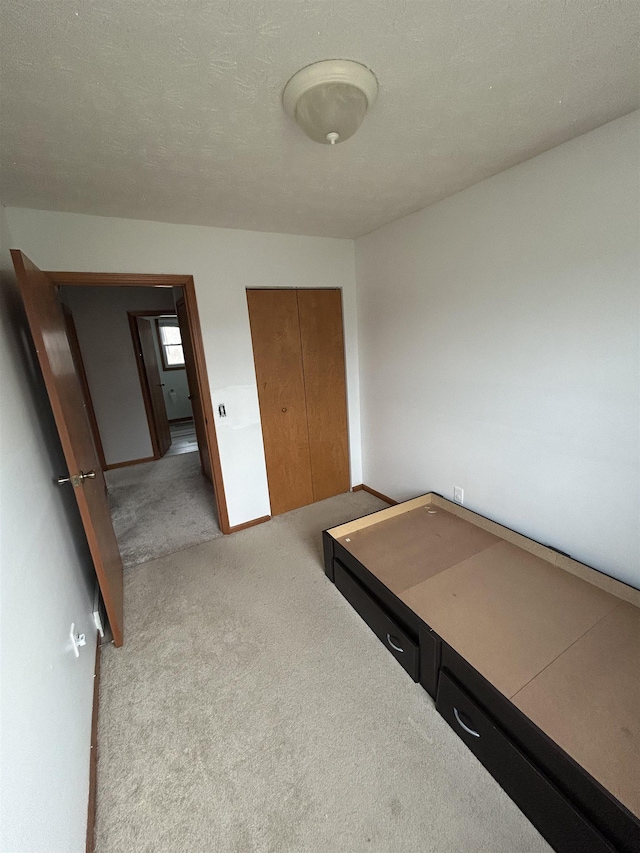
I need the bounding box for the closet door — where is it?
[297,289,350,501]
[247,289,314,515]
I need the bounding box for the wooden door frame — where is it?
[46,271,231,534]
[61,304,109,472]
[128,309,174,461]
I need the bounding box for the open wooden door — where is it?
[134,317,171,458]
[176,296,213,482]
[11,250,124,646]
[61,303,108,474]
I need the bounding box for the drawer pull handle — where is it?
[386,634,404,653]
[454,707,480,738]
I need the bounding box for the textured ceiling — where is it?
[1,1,638,238]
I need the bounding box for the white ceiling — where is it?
[1,1,638,239]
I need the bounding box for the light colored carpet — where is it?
[105,453,221,568]
[96,491,551,853]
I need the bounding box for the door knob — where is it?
[57,470,96,486]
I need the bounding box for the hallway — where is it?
[105,453,221,568]
[166,419,198,457]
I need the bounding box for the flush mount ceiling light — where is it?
[283,60,378,146]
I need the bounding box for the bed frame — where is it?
[323,493,640,853]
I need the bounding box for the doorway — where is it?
[59,280,227,569]
[12,251,230,646]
[128,310,196,461]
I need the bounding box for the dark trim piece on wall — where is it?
[228,515,271,533]
[351,484,398,505]
[86,633,101,853]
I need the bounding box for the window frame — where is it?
[155,317,185,371]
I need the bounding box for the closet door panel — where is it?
[297,289,350,501]
[247,289,314,515]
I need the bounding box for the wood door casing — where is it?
[135,316,171,458]
[176,296,212,482]
[61,303,108,472]
[11,250,124,646]
[297,289,350,502]
[247,289,314,515]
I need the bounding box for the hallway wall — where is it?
[61,285,175,466]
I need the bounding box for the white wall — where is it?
[355,111,640,588]
[61,286,175,465]
[144,316,193,421]
[5,211,360,526]
[0,207,97,851]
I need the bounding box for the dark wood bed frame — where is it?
[323,493,640,853]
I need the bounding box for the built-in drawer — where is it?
[436,670,615,853]
[441,643,640,853]
[334,560,419,681]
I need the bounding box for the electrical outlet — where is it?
[454,486,464,505]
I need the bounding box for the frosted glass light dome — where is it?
[283,60,378,145]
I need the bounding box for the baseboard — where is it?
[86,633,101,853]
[351,484,398,505]
[168,416,194,424]
[228,515,271,533]
[104,455,155,471]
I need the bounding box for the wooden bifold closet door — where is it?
[247,289,350,516]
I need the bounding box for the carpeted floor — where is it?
[105,452,221,568]
[96,491,551,853]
